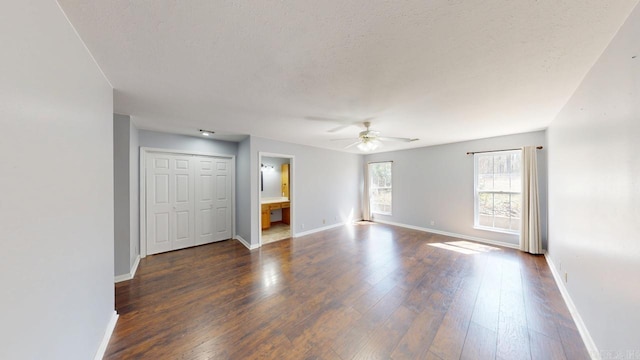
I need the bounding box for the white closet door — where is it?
[146,154,172,255]
[213,158,232,241]
[146,152,231,255]
[195,157,215,246]
[146,153,196,255]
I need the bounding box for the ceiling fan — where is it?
[332,121,418,152]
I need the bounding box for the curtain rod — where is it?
[466,146,543,155]
[367,160,394,164]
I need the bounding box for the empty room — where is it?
[2,1,639,359]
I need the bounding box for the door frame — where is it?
[258,152,295,246]
[140,147,236,258]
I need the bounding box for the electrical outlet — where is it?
[564,272,568,283]
[430,220,435,226]
[301,223,305,230]
[322,219,326,224]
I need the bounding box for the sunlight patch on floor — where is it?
[445,241,500,252]
[428,240,501,255]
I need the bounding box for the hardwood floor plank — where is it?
[303,343,344,360]
[104,224,589,359]
[469,257,502,332]
[330,321,373,360]
[427,278,481,360]
[557,324,592,360]
[288,301,361,351]
[351,274,397,315]
[391,307,445,359]
[497,322,531,360]
[352,322,406,360]
[420,350,445,360]
[385,305,419,335]
[460,322,497,360]
[530,330,568,360]
[361,286,409,328]
[497,262,531,360]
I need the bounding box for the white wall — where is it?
[365,131,547,248]
[0,1,115,359]
[547,3,640,354]
[247,137,363,246]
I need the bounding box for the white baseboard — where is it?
[94,310,118,360]
[114,255,141,283]
[114,274,129,283]
[372,219,520,250]
[130,255,140,278]
[294,222,345,238]
[235,235,259,250]
[544,253,599,359]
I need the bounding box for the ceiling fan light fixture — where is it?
[357,139,381,152]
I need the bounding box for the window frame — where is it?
[473,150,522,234]
[369,161,393,216]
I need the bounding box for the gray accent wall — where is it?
[364,131,548,248]
[129,121,140,268]
[547,3,640,353]
[114,114,133,276]
[236,137,252,242]
[0,1,115,359]
[138,130,239,155]
[135,129,240,253]
[113,115,143,278]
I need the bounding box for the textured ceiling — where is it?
[58,0,638,152]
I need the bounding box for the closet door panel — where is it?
[195,157,215,245]
[171,157,195,250]
[146,155,172,255]
[213,159,232,241]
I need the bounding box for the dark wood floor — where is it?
[106,223,589,359]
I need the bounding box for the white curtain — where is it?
[520,146,542,254]
[363,163,371,221]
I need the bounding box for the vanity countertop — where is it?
[261,197,290,204]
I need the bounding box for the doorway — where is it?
[259,153,294,245]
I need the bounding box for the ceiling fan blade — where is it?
[330,137,359,142]
[306,116,377,133]
[344,141,362,149]
[328,124,356,133]
[377,136,419,142]
[305,116,353,123]
[306,116,375,123]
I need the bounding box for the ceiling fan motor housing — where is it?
[359,129,380,139]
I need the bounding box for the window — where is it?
[474,151,521,233]
[369,162,392,215]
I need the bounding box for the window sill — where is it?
[473,225,519,235]
[372,212,392,216]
